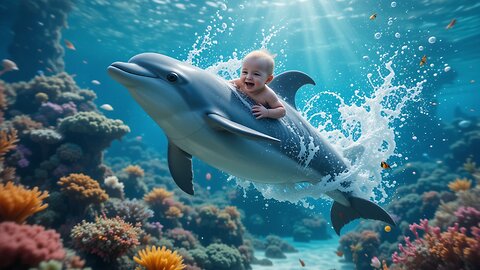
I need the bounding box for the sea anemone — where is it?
[0,182,49,223]
[448,178,472,192]
[134,246,186,270]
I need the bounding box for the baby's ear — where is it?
[266,74,274,84]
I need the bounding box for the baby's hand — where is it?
[252,105,269,119]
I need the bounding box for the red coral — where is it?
[0,222,66,269]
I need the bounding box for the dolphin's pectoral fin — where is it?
[167,141,194,195]
[267,71,316,109]
[331,194,396,235]
[206,113,281,143]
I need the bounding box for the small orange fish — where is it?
[446,19,456,29]
[419,55,427,66]
[335,250,344,257]
[299,258,305,267]
[380,161,391,169]
[64,39,76,50]
[370,13,377,20]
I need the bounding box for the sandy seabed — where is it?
[253,237,355,270]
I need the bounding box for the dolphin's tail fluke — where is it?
[330,195,396,235]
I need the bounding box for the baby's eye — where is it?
[254,73,260,76]
[241,71,247,74]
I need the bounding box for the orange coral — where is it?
[144,188,173,207]
[0,182,49,223]
[0,129,18,162]
[134,246,185,270]
[124,165,145,178]
[448,178,472,192]
[165,206,183,219]
[58,173,108,204]
[224,206,241,219]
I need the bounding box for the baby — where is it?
[230,50,286,119]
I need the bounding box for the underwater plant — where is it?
[0,182,49,223]
[133,245,186,270]
[70,216,143,261]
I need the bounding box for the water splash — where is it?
[184,13,424,207]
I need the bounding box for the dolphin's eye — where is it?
[166,72,178,82]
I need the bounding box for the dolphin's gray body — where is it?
[108,53,395,234]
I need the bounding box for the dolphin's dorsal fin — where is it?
[167,141,194,195]
[268,71,316,109]
[206,113,281,143]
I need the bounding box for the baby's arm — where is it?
[252,90,286,119]
[265,93,286,119]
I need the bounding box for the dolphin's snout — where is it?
[109,62,157,78]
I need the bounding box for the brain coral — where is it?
[58,111,129,148]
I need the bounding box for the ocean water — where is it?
[0,0,479,270]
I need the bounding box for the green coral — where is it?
[205,244,244,270]
[58,111,129,149]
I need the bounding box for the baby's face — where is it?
[240,58,273,93]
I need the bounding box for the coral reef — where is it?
[193,205,245,247]
[102,198,154,225]
[70,216,143,261]
[0,182,49,223]
[120,164,147,198]
[58,111,130,150]
[392,219,480,269]
[57,173,108,206]
[166,228,199,250]
[0,222,65,269]
[134,245,186,270]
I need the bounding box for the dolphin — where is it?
[107,53,396,234]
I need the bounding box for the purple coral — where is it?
[455,206,480,232]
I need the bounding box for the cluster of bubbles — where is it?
[185,1,234,65]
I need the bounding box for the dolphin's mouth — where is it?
[108,62,158,78]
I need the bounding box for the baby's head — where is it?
[243,50,275,75]
[241,50,275,91]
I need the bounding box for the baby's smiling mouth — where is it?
[245,82,254,87]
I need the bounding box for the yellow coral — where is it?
[58,173,108,204]
[134,246,185,270]
[165,206,183,219]
[448,178,472,192]
[144,188,173,206]
[0,182,49,223]
[124,165,145,178]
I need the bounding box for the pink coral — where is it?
[392,219,480,269]
[0,222,66,269]
[454,206,480,232]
